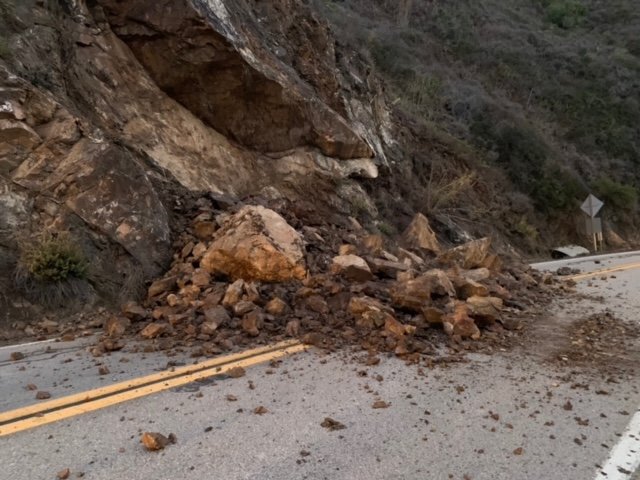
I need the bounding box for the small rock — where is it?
[367,258,409,278]
[339,244,357,255]
[442,303,481,339]
[330,255,373,282]
[166,294,180,307]
[253,406,268,415]
[455,278,489,299]
[140,322,167,339]
[202,306,230,334]
[104,316,130,338]
[10,351,24,361]
[285,319,300,337]
[222,280,244,307]
[372,400,390,409]
[141,432,176,451]
[466,296,503,322]
[36,391,51,400]
[402,213,441,254]
[56,468,70,480]
[192,242,208,259]
[265,297,288,316]
[121,301,147,321]
[233,300,256,316]
[361,234,384,254]
[191,270,212,288]
[321,417,346,431]
[227,367,246,378]
[242,309,264,337]
[147,276,178,298]
[305,295,329,314]
[98,366,110,375]
[422,307,444,325]
[193,220,216,241]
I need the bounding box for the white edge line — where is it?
[0,338,57,351]
[595,409,640,480]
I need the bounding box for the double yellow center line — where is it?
[566,261,640,281]
[0,340,305,437]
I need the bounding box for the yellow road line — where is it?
[567,261,640,281]
[0,339,299,424]
[0,342,306,437]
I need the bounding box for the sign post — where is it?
[580,194,604,252]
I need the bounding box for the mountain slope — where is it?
[317,0,640,248]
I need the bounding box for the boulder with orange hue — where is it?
[201,206,306,282]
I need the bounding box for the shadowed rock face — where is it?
[0,0,388,312]
[97,0,374,159]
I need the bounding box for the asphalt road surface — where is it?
[1,252,639,480]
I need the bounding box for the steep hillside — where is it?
[0,0,388,318]
[0,0,637,322]
[317,0,640,249]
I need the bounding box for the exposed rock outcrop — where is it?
[0,0,391,313]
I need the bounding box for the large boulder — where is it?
[402,213,441,254]
[466,296,503,323]
[438,237,492,269]
[201,206,307,282]
[442,303,481,339]
[390,269,455,311]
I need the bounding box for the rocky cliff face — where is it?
[0,0,393,317]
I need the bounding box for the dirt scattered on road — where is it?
[519,308,640,377]
[557,311,640,368]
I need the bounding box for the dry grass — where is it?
[317,0,640,246]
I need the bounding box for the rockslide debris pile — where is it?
[96,199,562,358]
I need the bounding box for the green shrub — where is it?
[593,178,638,213]
[546,1,587,29]
[21,233,88,282]
[471,118,548,194]
[514,216,538,240]
[377,221,397,237]
[530,166,585,214]
[471,116,584,214]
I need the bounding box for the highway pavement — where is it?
[0,253,639,479]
